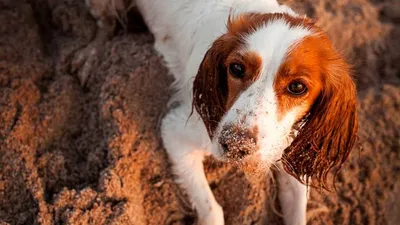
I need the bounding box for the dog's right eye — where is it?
[229,63,245,79]
[287,81,307,95]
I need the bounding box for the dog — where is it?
[86,0,358,224]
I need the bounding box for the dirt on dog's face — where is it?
[193,13,358,185]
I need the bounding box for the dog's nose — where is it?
[218,124,258,159]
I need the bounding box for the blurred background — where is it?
[0,0,399,224]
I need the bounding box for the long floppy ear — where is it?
[192,34,241,137]
[283,55,358,188]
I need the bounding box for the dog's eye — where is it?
[288,81,307,95]
[229,63,245,79]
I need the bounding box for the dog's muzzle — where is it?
[218,124,259,160]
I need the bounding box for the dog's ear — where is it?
[193,34,240,137]
[283,52,358,188]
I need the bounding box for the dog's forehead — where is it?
[243,18,312,79]
[228,18,313,111]
[223,19,325,126]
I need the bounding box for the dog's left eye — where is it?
[288,81,307,95]
[229,63,245,79]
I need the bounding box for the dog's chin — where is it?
[220,151,267,175]
[210,140,274,176]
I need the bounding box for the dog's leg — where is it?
[161,106,224,225]
[170,151,224,225]
[277,163,309,225]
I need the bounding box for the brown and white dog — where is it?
[86,0,358,224]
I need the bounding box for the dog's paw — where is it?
[198,205,224,225]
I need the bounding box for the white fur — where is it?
[277,163,310,225]
[131,0,310,224]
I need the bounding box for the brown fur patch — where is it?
[274,35,326,122]
[225,52,262,109]
[277,33,358,188]
[192,32,243,137]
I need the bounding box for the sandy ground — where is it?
[0,0,399,224]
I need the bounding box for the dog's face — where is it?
[193,13,358,185]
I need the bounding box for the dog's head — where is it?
[193,13,358,185]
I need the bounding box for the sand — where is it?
[0,0,399,224]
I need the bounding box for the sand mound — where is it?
[0,0,399,224]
